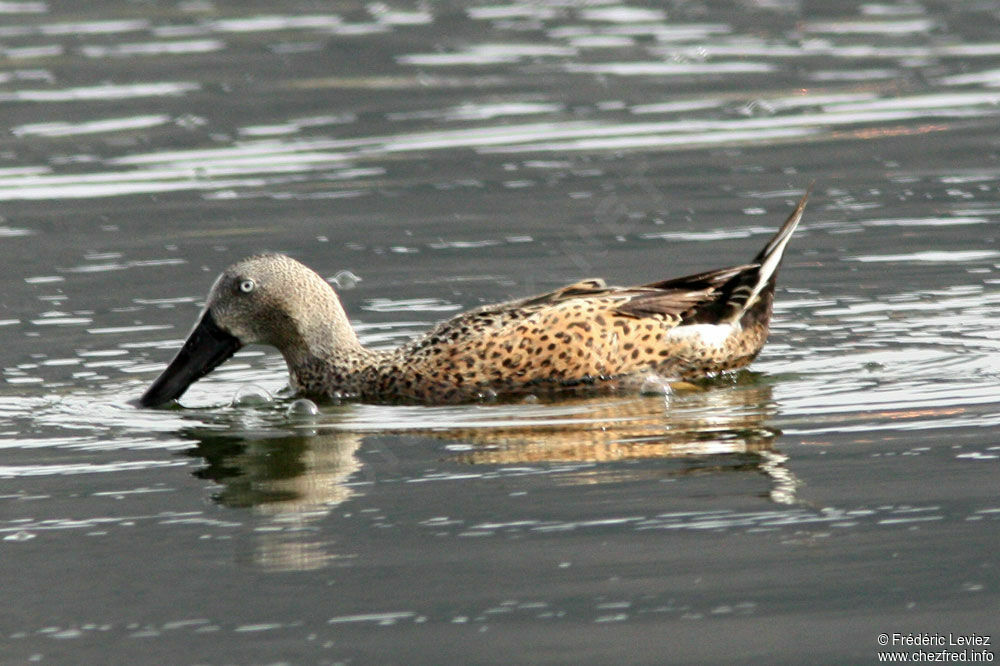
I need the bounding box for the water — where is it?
[2,1,998,663]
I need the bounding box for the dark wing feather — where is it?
[610,288,714,321]
[519,277,706,321]
[499,269,760,324]
[614,264,759,323]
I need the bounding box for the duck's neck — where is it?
[279,293,387,398]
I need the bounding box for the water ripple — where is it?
[0,81,198,102]
[11,114,172,137]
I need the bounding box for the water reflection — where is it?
[178,379,798,571]
[435,381,800,505]
[184,429,361,572]
[441,382,777,464]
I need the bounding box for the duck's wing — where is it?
[614,264,757,324]
[482,274,732,327]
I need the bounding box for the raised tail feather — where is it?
[743,185,811,310]
[616,187,811,326]
[699,186,811,324]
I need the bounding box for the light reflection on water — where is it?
[5,85,1000,199]
[1,3,1000,202]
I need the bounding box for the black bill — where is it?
[138,311,242,407]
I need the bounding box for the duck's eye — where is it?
[238,279,256,294]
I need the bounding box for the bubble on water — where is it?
[231,384,273,407]
[330,270,361,290]
[734,99,776,117]
[286,398,319,417]
[521,394,539,404]
[639,375,673,396]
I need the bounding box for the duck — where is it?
[139,189,810,407]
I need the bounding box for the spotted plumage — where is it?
[139,190,809,407]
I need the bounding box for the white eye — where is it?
[238,279,256,294]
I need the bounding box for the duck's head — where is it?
[138,253,356,408]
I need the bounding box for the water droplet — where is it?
[475,388,497,402]
[231,385,272,406]
[639,375,672,396]
[734,99,776,117]
[328,390,356,403]
[286,398,319,417]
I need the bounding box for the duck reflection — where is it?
[180,377,798,572]
[445,381,778,464]
[184,429,362,572]
[439,379,799,503]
